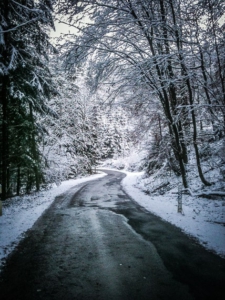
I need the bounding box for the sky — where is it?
[50,20,76,38]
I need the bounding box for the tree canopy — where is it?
[1,0,224,199]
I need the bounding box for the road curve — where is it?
[0,169,225,300]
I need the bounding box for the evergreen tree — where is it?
[0,0,55,199]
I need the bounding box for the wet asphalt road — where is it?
[0,169,225,300]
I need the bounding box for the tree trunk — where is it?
[29,104,40,191]
[170,0,211,186]
[158,114,162,141]
[192,109,211,186]
[0,76,9,200]
[17,167,21,196]
[26,171,32,194]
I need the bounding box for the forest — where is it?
[0,0,225,200]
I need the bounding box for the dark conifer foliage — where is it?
[0,0,55,199]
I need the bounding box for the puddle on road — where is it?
[69,179,129,210]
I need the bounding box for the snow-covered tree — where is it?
[57,0,225,188]
[42,56,134,182]
[0,0,55,199]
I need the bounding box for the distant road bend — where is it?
[0,169,225,300]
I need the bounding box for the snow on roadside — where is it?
[122,171,225,258]
[0,172,106,267]
[0,167,224,269]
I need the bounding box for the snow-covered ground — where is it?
[0,172,106,269]
[0,168,224,271]
[122,171,225,258]
[100,147,225,259]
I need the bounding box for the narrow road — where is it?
[0,170,225,300]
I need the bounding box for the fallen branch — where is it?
[182,188,225,198]
[182,188,195,197]
[196,191,225,199]
[151,182,170,193]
